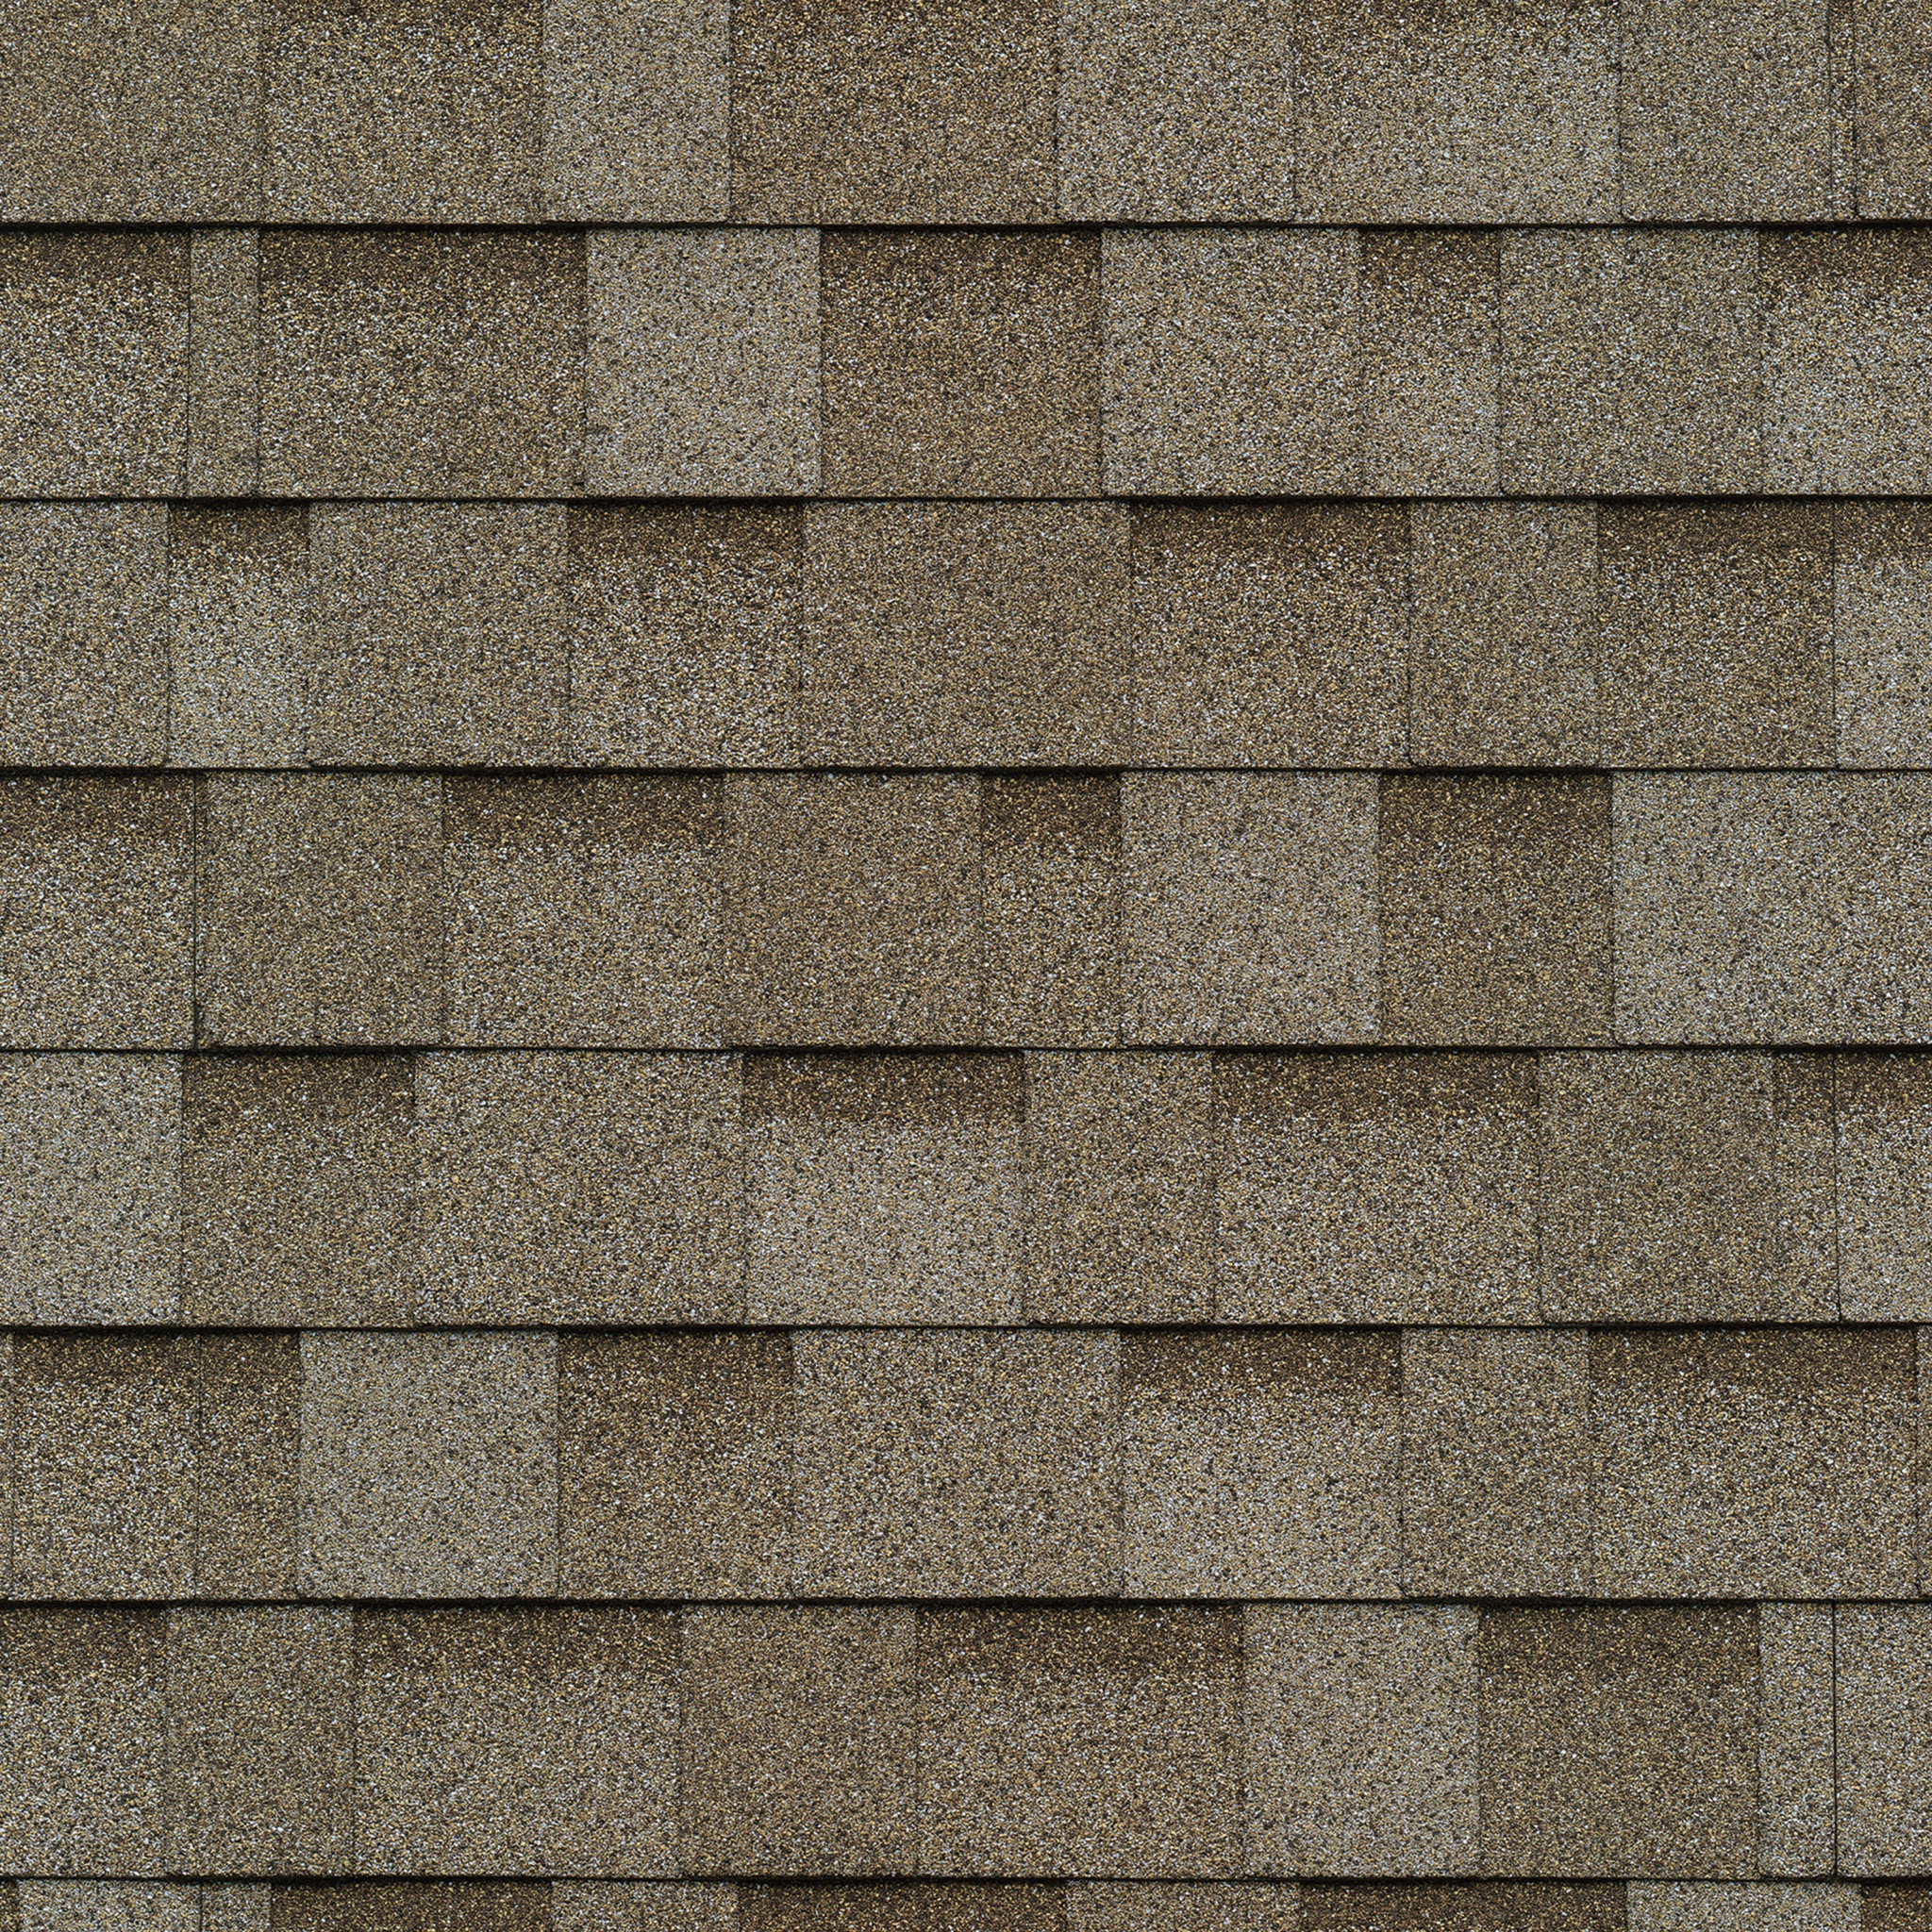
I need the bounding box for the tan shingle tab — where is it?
[1539,1050,1837,1322]
[0,0,258,220]
[261,0,542,221]
[444,779,729,1047]
[554,1884,734,1932]
[800,503,1128,768]
[1360,231,1501,496]
[1619,0,1836,218]
[259,230,583,497]
[567,507,799,770]
[197,774,445,1049]
[308,505,568,766]
[587,230,819,496]
[1121,1331,1400,1599]
[541,0,729,220]
[1612,773,1932,1044]
[1245,1605,1480,1876]
[1597,505,1833,768]
[0,1053,180,1324]
[1590,1327,1917,1597]
[166,507,311,769]
[918,1608,1242,1876]
[0,504,167,766]
[187,226,261,497]
[1214,1054,1540,1324]
[821,231,1099,497]
[1056,0,1295,220]
[1024,1051,1214,1323]
[166,1606,354,1874]
[1852,0,1932,215]
[1381,775,1613,1047]
[982,777,1122,1048]
[354,1608,677,1875]
[728,775,984,1046]
[182,1055,417,1328]
[297,1331,558,1599]
[269,1885,552,1932]
[729,0,1056,223]
[1298,1884,1624,1932]
[1400,1329,1591,1598]
[1102,228,1363,496]
[1122,774,1379,1046]
[739,1886,1062,1932]
[17,1885,200,1932]
[1836,1054,1932,1319]
[1500,229,1762,494]
[1626,1887,1857,1932]
[1129,506,1407,768]
[419,1052,741,1324]
[0,231,187,494]
[0,777,193,1049]
[559,1332,791,1598]
[0,1609,168,1874]
[1757,1607,1837,1877]
[792,1328,1119,1596]
[8,1333,296,1601]
[679,1607,917,1874]
[1835,503,1932,767]
[1837,1604,1932,1874]
[1478,1607,1760,1876]
[1292,0,1616,221]
[1763,229,1932,492]
[1408,503,1599,768]
[1069,1885,1296,1932]
[744,1055,1025,1323]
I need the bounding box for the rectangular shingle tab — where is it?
[419,1052,741,1324]
[559,1332,790,1597]
[744,1054,1024,1323]
[308,505,568,766]
[730,0,1056,222]
[1837,1604,1932,1874]
[442,778,729,1046]
[1122,774,1379,1046]
[918,1608,1242,1876]
[821,231,1100,496]
[1836,1054,1932,1319]
[0,1053,180,1325]
[297,1330,558,1598]
[1122,1331,1400,1598]
[1380,775,1613,1047]
[801,503,1128,767]
[355,1607,678,1875]
[1129,505,1407,768]
[0,504,167,766]
[259,229,583,496]
[792,1327,1119,1596]
[1245,1604,1480,1875]
[567,507,799,769]
[541,0,729,219]
[1613,773,1932,1043]
[166,506,310,769]
[679,1606,917,1874]
[197,774,445,1049]
[1215,1054,1540,1324]
[0,778,192,1049]
[587,230,819,496]
[0,231,189,493]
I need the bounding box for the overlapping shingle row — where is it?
[5,1595,1932,1874]
[2,1324,1928,1598]
[8,226,1932,498]
[10,1047,1932,1324]
[18,497,1932,771]
[5,0,1930,222]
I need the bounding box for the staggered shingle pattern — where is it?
[7,2,1932,1925]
